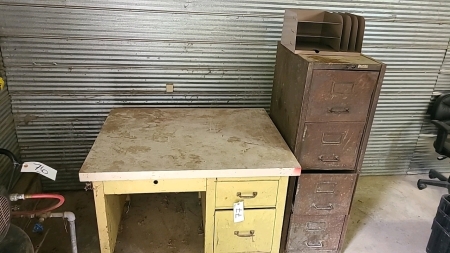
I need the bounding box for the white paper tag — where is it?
[21,162,57,181]
[233,201,244,223]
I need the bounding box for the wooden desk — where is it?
[79,108,300,253]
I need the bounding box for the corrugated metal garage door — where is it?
[410,47,450,173]
[0,0,449,190]
[0,51,20,188]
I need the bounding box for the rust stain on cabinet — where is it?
[298,122,365,170]
[306,70,378,122]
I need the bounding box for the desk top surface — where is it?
[79,108,300,182]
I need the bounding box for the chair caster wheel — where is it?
[429,171,437,179]
[417,182,427,190]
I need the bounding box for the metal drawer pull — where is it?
[234,230,255,237]
[237,192,258,199]
[306,241,323,248]
[328,107,350,114]
[312,203,334,210]
[318,155,340,162]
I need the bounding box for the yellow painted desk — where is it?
[79,108,301,253]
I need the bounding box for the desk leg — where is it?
[93,182,126,253]
[272,176,289,253]
[204,179,216,253]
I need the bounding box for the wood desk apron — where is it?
[79,108,301,253]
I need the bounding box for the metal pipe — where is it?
[49,212,78,253]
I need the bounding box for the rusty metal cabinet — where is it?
[270,42,385,253]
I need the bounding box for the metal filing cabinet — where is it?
[270,42,386,253]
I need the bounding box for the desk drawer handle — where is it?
[318,155,340,162]
[312,203,334,210]
[306,241,323,248]
[328,107,350,114]
[234,230,255,237]
[237,192,258,199]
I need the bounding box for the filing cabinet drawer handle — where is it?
[237,192,258,199]
[234,230,255,237]
[328,107,350,114]
[306,241,323,248]
[312,203,334,210]
[318,155,340,162]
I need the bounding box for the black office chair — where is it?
[417,93,450,192]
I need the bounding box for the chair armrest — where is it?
[431,120,450,153]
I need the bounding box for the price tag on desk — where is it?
[233,201,244,223]
[21,162,58,181]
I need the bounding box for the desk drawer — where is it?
[286,215,345,253]
[215,180,278,208]
[294,173,356,216]
[214,209,275,253]
[102,178,206,194]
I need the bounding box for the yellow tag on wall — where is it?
[0,78,4,90]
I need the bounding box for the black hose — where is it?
[0,148,22,191]
[0,149,21,166]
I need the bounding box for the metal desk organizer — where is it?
[79,108,301,253]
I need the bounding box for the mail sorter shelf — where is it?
[270,42,385,253]
[281,9,365,55]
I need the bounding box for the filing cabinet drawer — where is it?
[215,180,278,208]
[102,178,206,194]
[294,173,357,215]
[286,215,345,253]
[306,70,378,122]
[214,209,276,253]
[298,122,365,170]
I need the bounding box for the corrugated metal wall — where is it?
[0,46,21,189]
[410,45,450,173]
[0,0,449,190]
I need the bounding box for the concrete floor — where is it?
[14,174,448,252]
[343,174,447,253]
